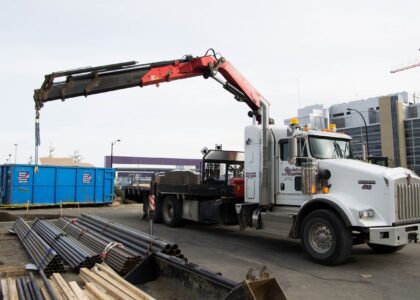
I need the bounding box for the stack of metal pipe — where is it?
[15,272,45,300]
[31,218,102,272]
[13,218,64,277]
[55,218,142,275]
[78,214,184,260]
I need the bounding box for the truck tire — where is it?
[300,209,352,265]
[162,196,183,227]
[143,197,163,223]
[367,243,406,254]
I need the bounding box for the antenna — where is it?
[296,78,301,108]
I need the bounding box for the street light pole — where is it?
[110,139,121,168]
[347,108,370,158]
[14,144,18,164]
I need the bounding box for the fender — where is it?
[291,198,352,239]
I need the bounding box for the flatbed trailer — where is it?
[144,148,245,227]
[124,184,150,203]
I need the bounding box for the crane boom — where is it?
[390,61,420,73]
[33,50,273,207]
[34,54,264,112]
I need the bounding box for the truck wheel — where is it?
[162,196,183,227]
[143,197,163,223]
[300,209,352,265]
[367,243,406,254]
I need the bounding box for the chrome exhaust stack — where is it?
[259,98,273,208]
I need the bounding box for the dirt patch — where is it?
[0,232,30,269]
[0,212,17,222]
[139,278,198,300]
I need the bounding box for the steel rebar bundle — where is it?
[55,218,141,275]
[13,218,65,277]
[78,214,185,260]
[31,218,102,272]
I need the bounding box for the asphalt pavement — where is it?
[5,204,419,300]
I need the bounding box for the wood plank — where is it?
[84,282,114,300]
[83,289,97,300]
[0,266,27,278]
[80,268,135,300]
[40,285,52,300]
[6,278,17,300]
[52,273,79,300]
[48,279,65,300]
[93,270,142,300]
[68,281,89,300]
[53,273,77,300]
[97,264,118,276]
[95,264,155,300]
[1,278,9,300]
[79,273,112,296]
[94,269,150,300]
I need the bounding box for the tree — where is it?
[49,144,55,158]
[70,150,83,163]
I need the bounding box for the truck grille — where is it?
[396,182,420,223]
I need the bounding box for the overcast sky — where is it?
[0,0,419,167]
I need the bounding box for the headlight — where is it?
[359,209,375,219]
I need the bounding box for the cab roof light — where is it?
[290,117,299,126]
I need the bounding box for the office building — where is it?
[286,91,420,174]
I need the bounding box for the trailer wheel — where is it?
[162,196,183,227]
[300,209,352,265]
[367,243,406,254]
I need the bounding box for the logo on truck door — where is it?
[282,167,301,177]
[245,172,256,178]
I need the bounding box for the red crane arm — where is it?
[34,53,264,112]
[138,56,262,110]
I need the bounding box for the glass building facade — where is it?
[287,91,420,174]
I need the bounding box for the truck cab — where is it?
[239,119,420,264]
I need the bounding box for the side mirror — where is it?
[288,137,297,165]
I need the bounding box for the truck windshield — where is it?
[309,136,351,159]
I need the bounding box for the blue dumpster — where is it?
[0,164,114,206]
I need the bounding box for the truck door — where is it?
[277,138,308,205]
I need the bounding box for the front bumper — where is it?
[369,223,420,246]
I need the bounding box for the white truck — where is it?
[240,119,420,264]
[34,50,420,265]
